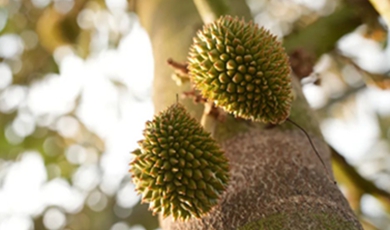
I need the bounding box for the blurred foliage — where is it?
[0,0,390,229]
[0,0,158,229]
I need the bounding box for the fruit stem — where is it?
[286,118,336,185]
[200,101,217,136]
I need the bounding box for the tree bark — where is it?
[135,0,363,229]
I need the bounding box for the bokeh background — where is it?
[0,0,390,229]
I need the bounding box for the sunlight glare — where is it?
[43,207,66,230]
[0,216,33,230]
[321,92,380,162]
[72,164,100,192]
[0,63,12,90]
[54,0,74,14]
[31,0,51,8]
[12,112,35,138]
[87,190,108,212]
[41,178,85,213]
[0,152,46,216]
[66,144,87,165]
[0,85,27,113]
[56,115,80,138]
[105,0,127,12]
[0,34,23,58]
[116,183,139,208]
[110,222,129,230]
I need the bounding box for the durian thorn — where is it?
[167,58,189,75]
[286,118,337,185]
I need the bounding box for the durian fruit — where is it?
[188,15,293,124]
[130,103,229,221]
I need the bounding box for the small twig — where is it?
[167,58,190,86]
[182,90,207,104]
[167,58,189,75]
[286,118,336,184]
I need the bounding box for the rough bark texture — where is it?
[160,129,359,229]
[135,0,363,229]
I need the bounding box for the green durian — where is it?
[188,15,293,124]
[129,103,229,221]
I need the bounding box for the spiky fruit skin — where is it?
[130,103,229,221]
[188,16,293,124]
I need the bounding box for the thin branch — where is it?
[331,146,390,211]
[167,58,189,75]
[193,0,230,24]
[317,84,366,116]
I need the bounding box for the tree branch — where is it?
[283,6,362,58]
[331,146,390,211]
[193,0,230,24]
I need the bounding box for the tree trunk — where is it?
[135,0,363,229]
